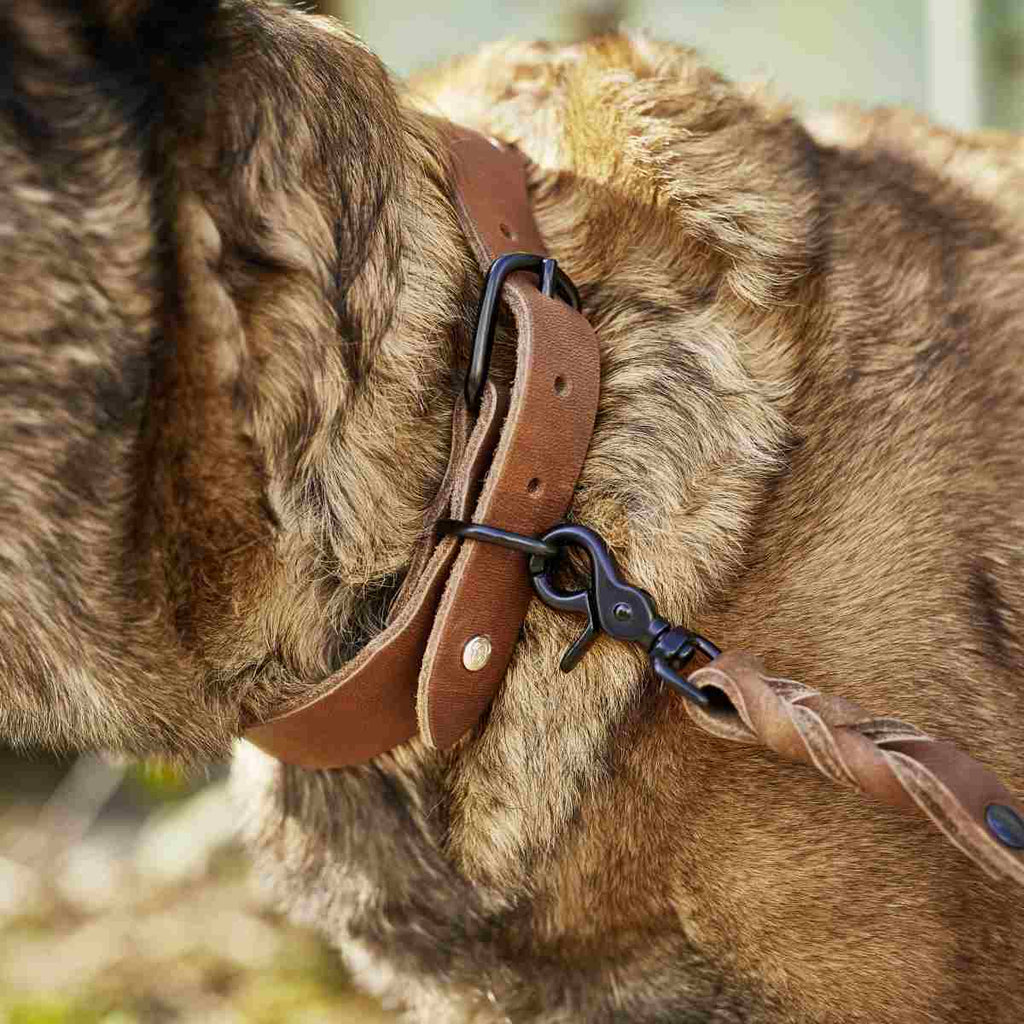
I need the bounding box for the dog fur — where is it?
[1,2,1022,1020]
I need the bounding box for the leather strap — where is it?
[418,129,601,749]
[243,128,601,767]
[244,383,505,766]
[688,651,1024,885]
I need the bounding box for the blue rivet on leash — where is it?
[985,804,1024,849]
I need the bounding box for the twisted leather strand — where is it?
[687,651,1024,887]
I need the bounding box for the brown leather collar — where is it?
[244,127,601,767]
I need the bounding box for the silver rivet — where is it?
[985,804,1024,849]
[462,635,493,672]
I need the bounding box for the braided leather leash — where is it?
[687,652,1024,886]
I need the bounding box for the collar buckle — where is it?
[465,252,581,410]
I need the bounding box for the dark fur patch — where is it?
[969,558,1017,672]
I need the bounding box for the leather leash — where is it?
[243,125,1024,888]
[686,652,1024,887]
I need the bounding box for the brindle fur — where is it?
[1,2,1022,1020]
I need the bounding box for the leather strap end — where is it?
[415,133,602,752]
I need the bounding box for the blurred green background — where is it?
[2,2,1022,1023]
[325,0,1024,130]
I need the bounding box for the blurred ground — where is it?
[0,751,398,1024]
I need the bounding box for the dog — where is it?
[2,1,1022,1020]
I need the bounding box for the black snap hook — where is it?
[530,524,716,707]
[434,519,719,707]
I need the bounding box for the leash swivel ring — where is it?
[436,520,718,707]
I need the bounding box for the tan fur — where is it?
[1,4,1022,1021]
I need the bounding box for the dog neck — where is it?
[253,101,814,890]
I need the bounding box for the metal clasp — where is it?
[435,519,719,706]
[529,524,718,707]
[465,252,581,410]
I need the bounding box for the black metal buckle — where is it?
[465,253,582,410]
[436,519,719,707]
